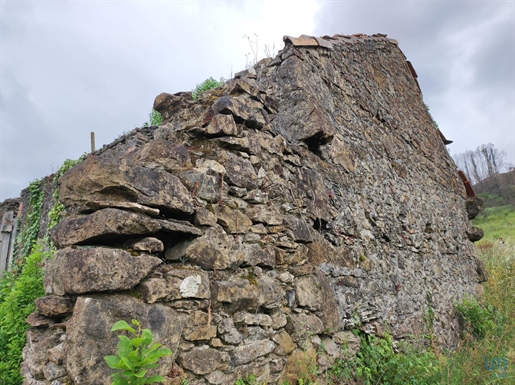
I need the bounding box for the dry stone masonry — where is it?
[12,33,487,384]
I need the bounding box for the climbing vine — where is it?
[48,154,86,229]
[0,241,50,385]
[14,179,44,264]
[0,154,85,385]
[0,177,46,385]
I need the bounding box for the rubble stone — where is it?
[16,33,488,385]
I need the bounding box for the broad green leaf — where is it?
[145,375,165,384]
[127,350,140,362]
[131,337,144,347]
[143,343,162,356]
[134,369,148,378]
[104,355,122,369]
[111,320,136,334]
[112,377,129,385]
[121,356,135,371]
[139,357,159,367]
[145,348,172,362]
[117,335,132,357]
[141,329,153,346]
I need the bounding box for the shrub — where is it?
[191,77,224,99]
[456,296,497,340]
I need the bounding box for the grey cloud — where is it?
[1,1,253,200]
[2,1,513,200]
[469,18,513,91]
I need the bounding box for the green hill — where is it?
[472,169,515,243]
[473,205,515,243]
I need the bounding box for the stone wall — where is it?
[18,33,486,385]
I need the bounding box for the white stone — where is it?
[180,275,202,297]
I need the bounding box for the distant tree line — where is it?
[453,143,515,206]
[453,143,510,185]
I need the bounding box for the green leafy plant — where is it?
[456,296,497,340]
[48,154,86,229]
[332,331,438,385]
[424,103,439,130]
[15,179,43,262]
[104,319,172,385]
[191,77,224,99]
[0,241,50,385]
[142,109,162,128]
[235,374,257,385]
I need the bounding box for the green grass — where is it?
[434,241,515,384]
[472,205,515,243]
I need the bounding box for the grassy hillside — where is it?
[473,204,515,243]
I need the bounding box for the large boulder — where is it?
[63,295,187,385]
[45,247,162,295]
[59,156,194,215]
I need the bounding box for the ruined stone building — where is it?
[0,33,486,384]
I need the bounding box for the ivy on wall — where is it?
[48,154,86,230]
[15,179,44,265]
[0,154,85,385]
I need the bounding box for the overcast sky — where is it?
[1,0,513,201]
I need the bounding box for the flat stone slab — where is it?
[45,247,162,295]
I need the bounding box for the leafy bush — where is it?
[456,297,497,340]
[191,77,224,99]
[0,241,50,385]
[104,319,172,385]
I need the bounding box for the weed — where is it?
[331,331,438,385]
[456,296,497,340]
[142,109,162,128]
[234,374,257,385]
[104,319,172,385]
[192,77,224,100]
[243,33,276,69]
[0,155,85,385]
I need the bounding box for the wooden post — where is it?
[91,131,95,153]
